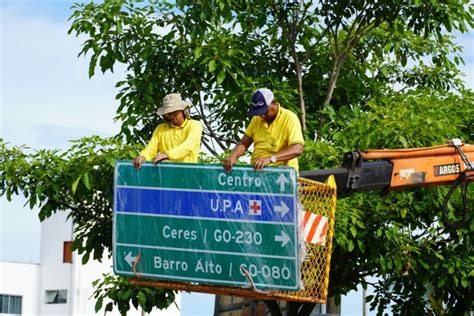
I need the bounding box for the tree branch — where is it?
[195,91,227,152]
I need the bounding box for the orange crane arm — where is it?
[362,144,474,190]
[300,140,474,229]
[301,142,474,194]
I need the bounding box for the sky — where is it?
[0,1,215,315]
[0,1,473,315]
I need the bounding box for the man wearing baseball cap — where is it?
[223,88,304,172]
[133,93,203,170]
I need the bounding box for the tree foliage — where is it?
[68,0,473,144]
[92,273,176,314]
[1,0,473,314]
[300,89,474,314]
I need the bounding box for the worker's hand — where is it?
[133,156,146,170]
[153,153,168,164]
[223,155,236,173]
[254,157,271,171]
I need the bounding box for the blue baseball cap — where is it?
[247,88,274,116]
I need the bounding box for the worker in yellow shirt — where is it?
[223,88,304,172]
[133,93,203,170]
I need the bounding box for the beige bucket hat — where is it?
[156,93,191,116]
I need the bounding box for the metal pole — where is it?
[362,278,367,316]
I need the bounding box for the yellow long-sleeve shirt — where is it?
[140,119,203,163]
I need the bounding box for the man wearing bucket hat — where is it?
[133,93,203,170]
[223,88,304,172]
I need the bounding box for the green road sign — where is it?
[113,161,300,290]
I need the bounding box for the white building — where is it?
[0,211,180,316]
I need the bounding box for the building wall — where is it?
[0,261,40,315]
[37,211,73,315]
[1,210,181,316]
[70,252,107,316]
[70,254,181,316]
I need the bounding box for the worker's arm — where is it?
[223,135,253,172]
[133,126,161,170]
[254,143,304,170]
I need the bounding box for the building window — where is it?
[0,294,22,315]
[63,241,73,263]
[45,290,67,304]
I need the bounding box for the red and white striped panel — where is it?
[299,211,328,246]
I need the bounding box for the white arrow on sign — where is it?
[276,174,289,192]
[275,231,291,247]
[125,251,137,267]
[274,201,290,217]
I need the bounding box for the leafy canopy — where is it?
[1,0,473,314]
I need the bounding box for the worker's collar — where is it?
[262,102,282,127]
[169,118,189,129]
[274,103,282,120]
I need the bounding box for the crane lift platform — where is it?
[301,139,474,230]
[113,140,473,303]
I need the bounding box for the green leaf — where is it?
[29,194,37,209]
[83,172,92,190]
[350,226,357,237]
[386,258,393,270]
[105,302,113,312]
[145,94,154,104]
[208,59,216,72]
[347,240,355,252]
[72,177,81,194]
[216,70,226,85]
[433,251,444,260]
[95,297,103,312]
[437,276,446,287]
[399,135,408,148]
[419,259,429,270]
[400,54,407,67]
[137,291,146,305]
[88,54,98,78]
[380,256,386,270]
[116,19,122,33]
[82,251,90,265]
[194,47,202,59]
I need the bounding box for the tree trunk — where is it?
[324,54,345,107]
[295,62,307,131]
[326,296,341,315]
[316,53,345,140]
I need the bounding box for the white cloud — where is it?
[454,32,474,60]
[0,197,41,263]
[452,31,474,89]
[459,61,474,90]
[1,5,124,150]
[0,3,125,263]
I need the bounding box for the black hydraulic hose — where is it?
[442,172,474,229]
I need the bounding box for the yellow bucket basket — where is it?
[131,176,337,303]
